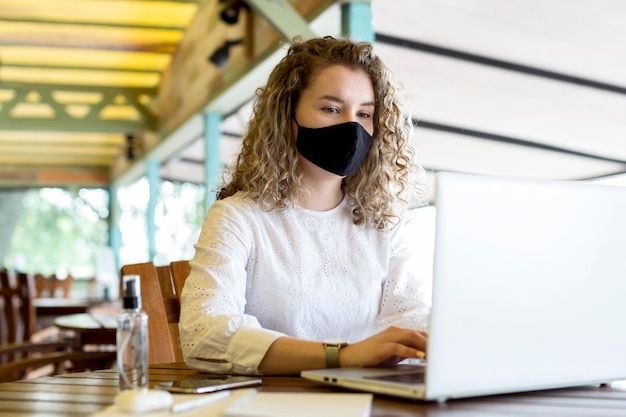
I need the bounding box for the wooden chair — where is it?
[1,270,36,346]
[0,269,115,382]
[120,262,184,364]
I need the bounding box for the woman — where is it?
[179,36,430,375]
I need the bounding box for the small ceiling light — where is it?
[208,39,243,69]
[126,133,136,160]
[219,0,246,25]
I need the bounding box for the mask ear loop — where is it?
[291,116,302,149]
[292,116,304,146]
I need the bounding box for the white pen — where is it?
[171,390,231,413]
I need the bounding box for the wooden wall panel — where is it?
[156,0,332,138]
[156,1,247,136]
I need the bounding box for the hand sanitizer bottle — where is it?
[117,274,148,391]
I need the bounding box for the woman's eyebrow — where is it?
[317,95,375,107]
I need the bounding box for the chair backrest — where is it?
[155,264,183,363]
[169,260,190,300]
[35,273,73,298]
[0,270,36,346]
[120,262,184,364]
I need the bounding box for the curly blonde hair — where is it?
[218,36,425,230]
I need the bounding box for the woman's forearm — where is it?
[258,337,326,375]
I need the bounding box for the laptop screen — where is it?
[426,171,626,400]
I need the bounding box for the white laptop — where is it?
[302,171,626,402]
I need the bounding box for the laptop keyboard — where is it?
[365,371,425,384]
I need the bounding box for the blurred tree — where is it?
[5,180,206,276]
[153,181,205,266]
[4,188,109,276]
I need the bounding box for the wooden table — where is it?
[54,313,117,348]
[1,363,626,416]
[34,298,114,331]
[34,298,91,317]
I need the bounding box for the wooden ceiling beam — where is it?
[0,166,110,188]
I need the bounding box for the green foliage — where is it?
[5,188,109,276]
[5,180,207,275]
[151,181,205,266]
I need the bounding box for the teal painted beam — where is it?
[245,0,317,40]
[0,119,155,132]
[146,159,160,262]
[108,183,121,271]
[204,112,222,212]
[341,1,374,44]
[0,83,157,132]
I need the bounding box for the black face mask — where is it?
[295,120,373,177]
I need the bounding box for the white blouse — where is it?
[179,193,431,375]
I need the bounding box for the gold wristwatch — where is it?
[323,339,348,368]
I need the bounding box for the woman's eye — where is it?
[323,107,339,114]
[358,111,371,118]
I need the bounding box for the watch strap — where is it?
[324,342,347,368]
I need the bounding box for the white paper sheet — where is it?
[92,389,372,417]
[223,391,373,417]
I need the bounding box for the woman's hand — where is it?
[339,326,428,368]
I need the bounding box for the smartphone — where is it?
[157,376,262,394]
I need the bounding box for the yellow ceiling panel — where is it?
[0,22,184,53]
[65,104,93,118]
[0,0,197,27]
[0,144,120,157]
[1,66,160,87]
[51,92,104,105]
[99,105,142,120]
[0,46,171,70]
[10,102,55,118]
[0,131,126,145]
[0,90,16,101]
